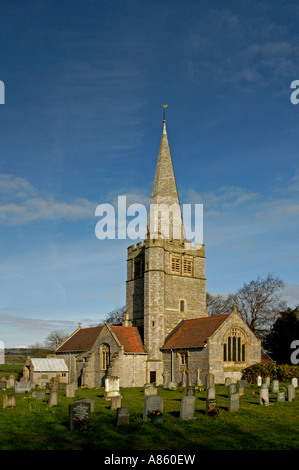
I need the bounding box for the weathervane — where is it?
[163,104,168,122]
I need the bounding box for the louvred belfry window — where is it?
[171,256,181,274]
[183,259,193,276]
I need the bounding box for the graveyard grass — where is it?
[0,384,298,450]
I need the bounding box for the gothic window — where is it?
[100,343,110,370]
[223,328,246,363]
[171,255,181,274]
[183,258,193,276]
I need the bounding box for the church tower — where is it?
[126,109,208,384]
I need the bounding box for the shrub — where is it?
[242,363,299,383]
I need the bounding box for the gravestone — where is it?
[143,395,163,422]
[116,407,130,426]
[271,380,279,393]
[65,383,76,398]
[167,381,177,390]
[225,377,232,386]
[14,381,31,394]
[48,390,58,407]
[264,377,271,387]
[257,376,262,386]
[76,398,95,412]
[287,384,295,401]
[206,373,214,389]
[291,377,298,389]
[144,384,157,396]
[228,383,237,396]
[184,385,195,396]
[111,395,122,410]
[205,398,217,415]
[207,386,215,400]
[32,390,45,400]
[277,392,285,402]
[3,394,16,409]
[259,386,269,405]
[69,401,91,431]
[180,396,196,420]
[162,371,169,389]
[104,376,121,400]
[6,376,15,388]
[228,392,239,412]
[237,379,249,388]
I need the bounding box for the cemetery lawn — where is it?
[0,384,298,450]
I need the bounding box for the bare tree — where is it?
[98,305,126,326]
[232,273,287,337]
[45,330,69,350]
[206,292,234,316]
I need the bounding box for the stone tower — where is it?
[126,113,208,384]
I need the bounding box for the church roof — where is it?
[30,357,68,372]
[56,324,145,354]
[162,314,230,350]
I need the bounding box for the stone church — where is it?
[56,115,261,387]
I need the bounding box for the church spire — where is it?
[146,106,185,240]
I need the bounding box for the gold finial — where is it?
[163,104,168,122]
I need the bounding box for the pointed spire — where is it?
[146,106,185,241]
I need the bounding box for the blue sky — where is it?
[0,0,299,347]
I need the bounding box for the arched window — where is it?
[223,328,246,363]
[100,343,110,370]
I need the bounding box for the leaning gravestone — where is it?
[259,385,269,405]
[116,407,130,426]
[228,392,239,412]
[48,390,58,407]
[3,394,16,409]
[180,396,196,420]
[143,395,163,422]
[69,401,91,431]
[14,381,31,394]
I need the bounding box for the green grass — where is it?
[0,384,298,450]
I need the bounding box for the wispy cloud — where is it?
[0,174,95,225]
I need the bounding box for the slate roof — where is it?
[56,325,146,354]
[162,314,230,350]
[31,358,68,372]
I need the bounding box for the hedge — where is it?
[242,363,299,383]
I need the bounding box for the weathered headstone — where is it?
[104,376,121,400]
[228,392,239,412]
[180,396,196,420]
[48,390,58,407]
[167,381,177,390]
[143,395,163,422]
[237,379,249,388]
[206,373,214,389]
[184,385,195,396]
[3,394,16,409]
[32,390,45,400]
[111,395,122,410]
[76,398,95,412]
[116,407,130,426]
[144,384,157,396]
[228,383,237,396]
[6,376,15,388]
[206,398,217,415]
[271,380,279,393]
[287,384,295,402]
[264,377,271,387]
[69,401,91,431]
[259,386,269,405]
[291,377,298,389]
[207,386,215,400]
[14,381,31,394]
[277,392,285,402]
[225,377,232,386]
[257,375,262,386]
